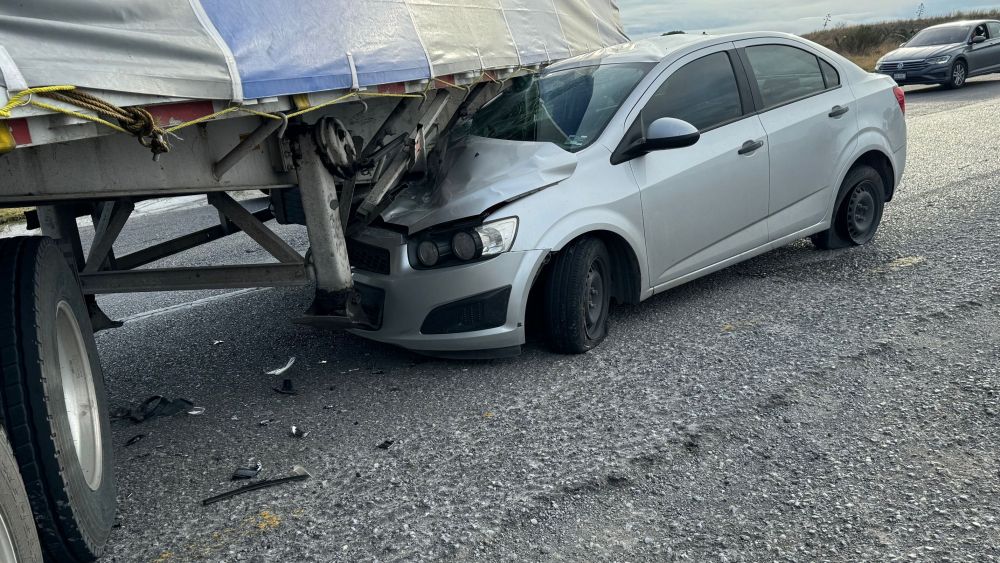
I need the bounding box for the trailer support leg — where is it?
[36,204,122,331]
[295,134,364,327]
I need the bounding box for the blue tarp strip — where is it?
[199,0,432,99]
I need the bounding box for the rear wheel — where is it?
[0,427,43,563]
[811,165,886,250]
[0,237,115,562]
[945,60,967,89]
[543,237,612,354]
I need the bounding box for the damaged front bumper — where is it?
[346,227,547,357]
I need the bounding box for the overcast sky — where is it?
[618,0,1000,37]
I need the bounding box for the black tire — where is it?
[543,237,612,354]
[944,59,968,89]
[0,426,43,563]
[811,165,886,250]
[0,237,115,562]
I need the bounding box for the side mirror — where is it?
[643,118,700,152]
[972,35,987,44]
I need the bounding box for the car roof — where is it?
[927,20,994,29]
[546,32,802,70]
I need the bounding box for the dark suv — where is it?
[876,20,1000,89]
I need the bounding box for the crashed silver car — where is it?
[346,32,908,357]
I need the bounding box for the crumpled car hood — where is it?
[380,136,578,234]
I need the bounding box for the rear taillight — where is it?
[893,86,906,115]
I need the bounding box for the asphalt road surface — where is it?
[69,76,1000,562]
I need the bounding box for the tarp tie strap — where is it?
[0,84,454,158]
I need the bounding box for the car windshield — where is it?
[906,26,970,47]
[468,63,653,152]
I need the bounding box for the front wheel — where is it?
[543,237,612,354]
[944,60,967,89]
[811,165,886,250]
[0,237,116,562]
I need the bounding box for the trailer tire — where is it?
[0,426,43,563]
[0,237,115,562]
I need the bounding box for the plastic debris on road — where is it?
[266,357,296,376]
[112,396,205,423]
[231,460,263,480]
[202,466,312,506]
[273,378,297,395]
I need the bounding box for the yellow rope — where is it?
[0,71,512,151]
[27,99,129,134]
[0,85,76,118]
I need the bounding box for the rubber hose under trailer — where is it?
[0,237,115,562]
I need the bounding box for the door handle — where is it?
[829,105,850,118]
[738,140,764,155]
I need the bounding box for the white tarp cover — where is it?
[0,0,627,102]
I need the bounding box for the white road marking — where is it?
[120,288,270,324]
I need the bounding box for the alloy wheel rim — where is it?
[584,262,606,338]
[846,181,877,244]
[954,64,966,86]
[55,301,103,491]
[0,506,19,563]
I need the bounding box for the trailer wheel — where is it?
[0,237,115,562]
[0,426,43,563]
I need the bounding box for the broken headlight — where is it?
[410,217,519,269]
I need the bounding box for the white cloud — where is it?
[618,0,999,37]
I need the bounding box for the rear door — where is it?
[735,39,859,242]
[985,23,1000,71]
[625,46,771,286]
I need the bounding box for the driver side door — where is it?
[626,46,771,288]
[967,25,998,73]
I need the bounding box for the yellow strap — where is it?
[1,83,459,139]
[0,85,76,118]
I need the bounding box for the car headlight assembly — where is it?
[876,57,886,70]
[926,55,951,65]
[410,217,519,269]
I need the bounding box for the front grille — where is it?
[880,60,926,72]
[347,239,391,275]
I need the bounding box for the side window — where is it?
[640,51,744,132]
[988,23,1000,39]
[745,45,829,109]
[819,59,840,88]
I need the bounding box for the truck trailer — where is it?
[0,1,627,560]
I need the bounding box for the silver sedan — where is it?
[348,32,908,357]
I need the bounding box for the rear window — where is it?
[745,45,837,109]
